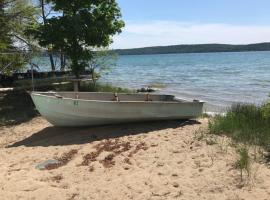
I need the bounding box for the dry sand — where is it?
[0,117,270,200]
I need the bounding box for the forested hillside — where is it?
[114,43,270,55]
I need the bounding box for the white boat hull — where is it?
[31,92,204,127]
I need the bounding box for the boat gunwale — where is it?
[31,92,205,104]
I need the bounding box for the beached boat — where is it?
[31,92,204,127]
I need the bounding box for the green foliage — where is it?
[8,0,37,38]
[0,0,11,48]
[81,83,133,93]
[55,82,134,93]
[88,49,118,86]
[261,102,270,119]
[0,53,26,75]
[209,103,270,149]
[0,0,38,75]
[235,147,250,182]
[14,78,134,93]
[30,0,124,77]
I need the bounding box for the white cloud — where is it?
[111,21,270,49]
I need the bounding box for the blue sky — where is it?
[112,0,270,49]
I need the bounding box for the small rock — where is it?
[124,166,130,170]
[172,182,179,188]
[35,159,61,170]
[198,168,204,172]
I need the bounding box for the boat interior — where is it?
[35,92,189,102]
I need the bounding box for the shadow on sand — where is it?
[0,90,38,126]
[8,120,201,147]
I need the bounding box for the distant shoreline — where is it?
[114,42,270,55]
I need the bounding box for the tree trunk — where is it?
[49,53,55,72]
[73,80,80,92]
[91,69,96,87]
[41,0,55,73]
[60,52,65,71]
[60,10,66,71]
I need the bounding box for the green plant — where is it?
[235,147,250,182]
[261,102,270,119]
[14,78,134,94]
[208,103,270,149]
[88,49,118,87]
[78,82,134,93]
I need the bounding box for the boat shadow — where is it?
[8,120,201,147]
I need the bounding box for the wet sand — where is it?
[0,117,270,200]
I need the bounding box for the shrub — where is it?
[14,79,134,93]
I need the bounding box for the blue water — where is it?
[33,51,270,111]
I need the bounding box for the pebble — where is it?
[172,182,179,188]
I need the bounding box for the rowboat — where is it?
[31,92,204,127]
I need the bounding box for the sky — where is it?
[112,0,270,49]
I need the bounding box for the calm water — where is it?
[34,51,270,111]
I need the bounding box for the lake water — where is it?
[34,51,270,112]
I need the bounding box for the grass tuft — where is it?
[209,103,270,150]
[235,146,250,182]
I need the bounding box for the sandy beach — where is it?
[0,117,270,200]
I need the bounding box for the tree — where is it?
[40,0,55,71]
[88,49,117,87]
[26,0,67,72]
[0,0,24,75]
[31,0,124,78]
[0,0,37,75]
[0,0,10,50]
